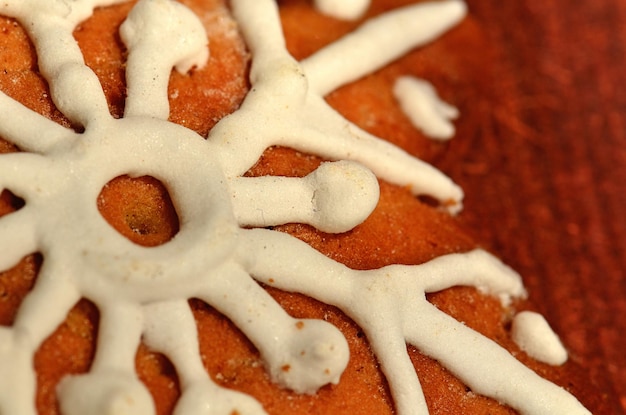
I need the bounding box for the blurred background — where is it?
[460,1,625,413]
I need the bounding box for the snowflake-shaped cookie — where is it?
[0,0,590,414]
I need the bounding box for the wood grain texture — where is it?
[458,1,626,412]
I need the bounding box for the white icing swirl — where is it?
[0,1,591,415]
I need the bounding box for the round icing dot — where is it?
[511,311,568,365]
[305,160,379,233]
[266,318,350,394]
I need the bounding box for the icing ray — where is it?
[240,229,589,414]
[0,0,130,126]
[404,304,585,415]
[406,249,526,300]
[0,209,38,271]
[140,299,266,415]
[0,326,38,415]
[12,262,81,347]
[0,153,53,196]
[0,92,78,154]
[212,0,464,211]
[231,160,379,232]
[195,263,350,394]
[120,0,210,119]
[301,0,467,96]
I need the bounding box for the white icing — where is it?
[0,1,591,415]
[314,0,370,20]
[512,311,568,365]
[215,0,466,214]
[58,369,155,415]
[394,76,459,140]
[232,160,380,233]
[120,0,209,119]
[300,0,467,97]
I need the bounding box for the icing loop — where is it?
[0,1,591,415]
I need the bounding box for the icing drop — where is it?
[393,76,459,140]
[512,310,568,365]
[0,0,591,415]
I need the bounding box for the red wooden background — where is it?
[460,1,625,412]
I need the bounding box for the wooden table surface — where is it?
[459,1,625,412]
